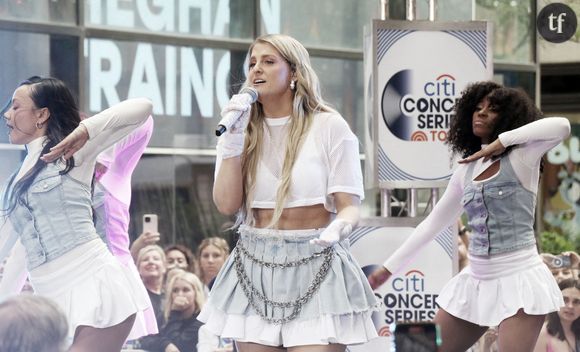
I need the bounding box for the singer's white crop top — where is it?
[251,111,364,213]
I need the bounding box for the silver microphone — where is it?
[215,87,259,136]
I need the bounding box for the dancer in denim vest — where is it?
[0,76,152,351]
[368,81,570,352]
[198,34,379,352]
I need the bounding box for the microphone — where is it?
[215,87,259,136]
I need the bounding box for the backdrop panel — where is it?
[364,20,493,187]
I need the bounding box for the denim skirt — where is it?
[197,225,379,347]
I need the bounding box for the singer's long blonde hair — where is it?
[239,34,336,228]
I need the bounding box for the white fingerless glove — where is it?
[310,218,353,247]
[216,93,252,159]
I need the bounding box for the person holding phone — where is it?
[368,81,570,352]
[542,252,580,284]
[0,76,152,351]
[130,214,161,261]
[198,34,378,351]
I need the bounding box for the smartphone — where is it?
[143,214,158,234]
[394,322,441,352]
[552,255,572,268]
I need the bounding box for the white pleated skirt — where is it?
[437,245,563,326]
[29,239,153,345]
[197,225,380,347]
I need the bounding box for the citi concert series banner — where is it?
[364,20,493,187]
[346,218,456,352]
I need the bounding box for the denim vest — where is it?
[462,155,536,256]
[9,163,99,269]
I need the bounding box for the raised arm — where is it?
[499,117,570,157]
[212,95,252,215]
[460,117,570,166]
[499,117,571,183]
[41,98,153,164]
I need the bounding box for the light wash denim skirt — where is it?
[198,225,379,347]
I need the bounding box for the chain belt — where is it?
[233,239,334,324]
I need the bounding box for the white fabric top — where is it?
[383,117,570,273]
[0,98,152,299]
[251,111,364,213]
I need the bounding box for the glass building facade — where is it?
[0,0,573,251]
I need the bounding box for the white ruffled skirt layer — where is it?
[197,225,380,347]
[29,239,153,345]
[437,245,563,327]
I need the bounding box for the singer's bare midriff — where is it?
[253,204,330,230]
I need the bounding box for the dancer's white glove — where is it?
[216,94,252,159]
[310,218,353,247]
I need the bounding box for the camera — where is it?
[552,255,571,268]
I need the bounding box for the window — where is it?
[85,0,254,38]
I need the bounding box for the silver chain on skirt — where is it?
[233,239,334,324]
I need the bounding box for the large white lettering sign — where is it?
[84,0,282,148]
[86,38,230,119]
[87,0,280,35]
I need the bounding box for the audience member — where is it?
[197,237,230,290]
[534,279,580,351]
[140,271,205,352]
[542,251,580,283]
[137,244,168,330]
[166,244,198,273]
[0,295,68,352]
[131,230,161,261]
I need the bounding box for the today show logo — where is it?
[537,3,578,43]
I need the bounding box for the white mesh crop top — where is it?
[251,111,364,213]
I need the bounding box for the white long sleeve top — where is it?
[383,117,571,274]
[0,98,152,299]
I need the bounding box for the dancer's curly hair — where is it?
[446,81,542,158]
